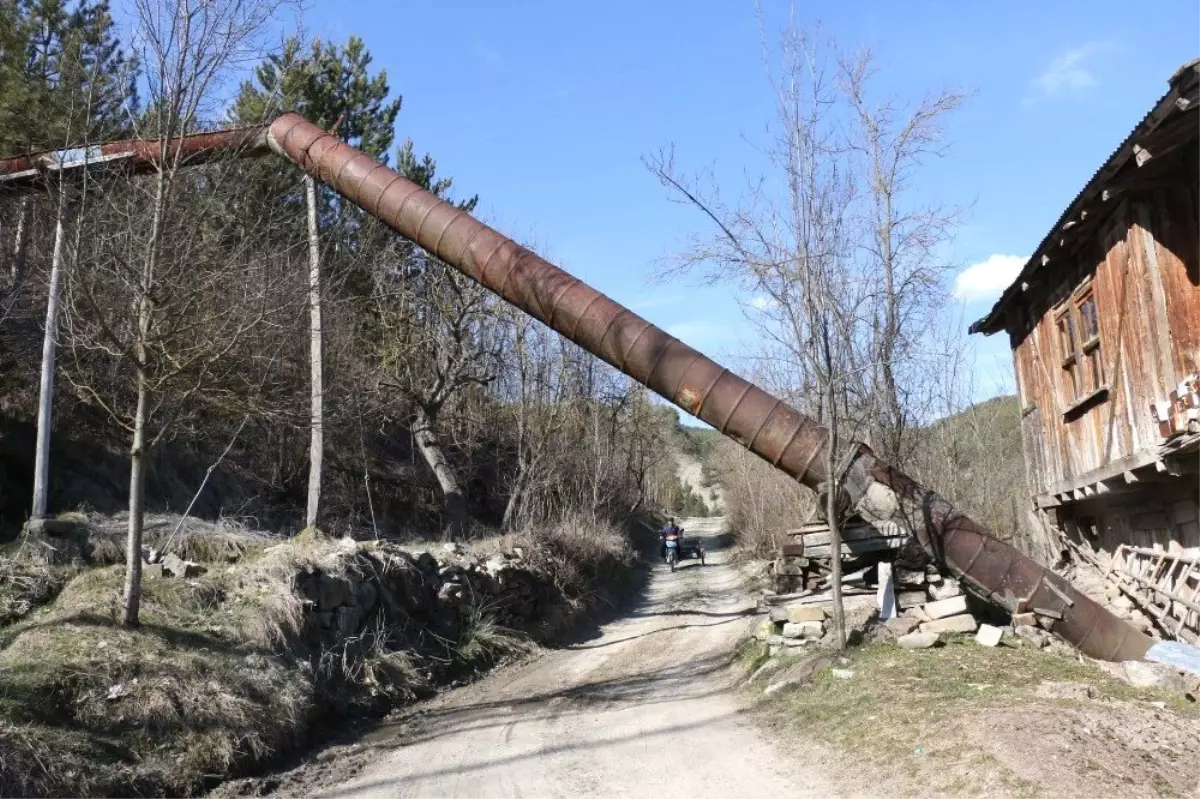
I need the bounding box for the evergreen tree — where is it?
[2,0,136,152]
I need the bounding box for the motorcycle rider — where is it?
[659,517,682,562]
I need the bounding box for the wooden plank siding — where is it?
[1012,191,1200,496]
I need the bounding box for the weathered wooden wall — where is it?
[1013,159,1200,497]
[1057,482,1200,556]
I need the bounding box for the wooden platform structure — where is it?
[782,518,910,560]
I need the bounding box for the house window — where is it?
[1056,287,1104,405]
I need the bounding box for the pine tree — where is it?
[5,0,136,152]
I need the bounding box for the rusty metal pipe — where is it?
[264,113,839,487]
[0,126,270,195]
[263,113,1152,662]
[1,115,1152,662]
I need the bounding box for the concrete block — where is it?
[895,567,926,585]
[896,590,929,608]
[924,595,968,620]
[975,623,1004,647]
[920,614,978,635]
[782,621,825,639]
[1011,612,1037,627]
[897,631,940,649]
[787,605,827,623]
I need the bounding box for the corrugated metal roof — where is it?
[970,58,1200,336]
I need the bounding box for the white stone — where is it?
[924,595,968,620]
[897,631,940,649]
[920,614,978,635]
[877,562,897,620]
[831,668,855,679]
[975,624,1004,647]
[930,578,962,601]
[782,621,824,639]
[764,677,800,696]
[1123,661,1188,691]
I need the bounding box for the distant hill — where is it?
[910,394,1026,541]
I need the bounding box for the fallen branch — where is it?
[161,414,249,554]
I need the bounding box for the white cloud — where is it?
[953,254,1027,302]
[748,295,777,311]
[1030,44,1103,101]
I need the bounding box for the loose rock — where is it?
[930,578,962,601]
[924,595,968,620]
[975,623,1004,647]
[1123,661,1188,692]
[781,621,824,639]
[897,631,940,649]
[919,614,978,634]
[884,616,921,637]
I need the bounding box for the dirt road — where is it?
[315,517,832,799]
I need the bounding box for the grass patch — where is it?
[0,566,312,797]
[750,636,1199,797]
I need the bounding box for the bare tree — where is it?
[304,173,323,530]
[647,20,965,647]
[840,51,968,465]
[369,254,505,539]
[30,195,72,524]
[64,0,287,627]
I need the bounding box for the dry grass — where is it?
[0,513,647,797]
[510,513,638,604]
[80,512,279,566]
[0,557,70,626]
[746,637,1200,798]
[0,565,313,797]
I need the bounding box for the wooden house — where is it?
[971,59,1200,567]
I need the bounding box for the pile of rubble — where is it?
[881,565,1070,652]
[752,603,832,656]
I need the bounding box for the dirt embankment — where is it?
[0,512,649,798]
[743,637,1199,798]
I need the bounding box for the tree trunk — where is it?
[8,197,30,294]
[124,162,166,629]
[826,374,846,650]
[412,404,468,539]
[122,369,149,627]
[501,477,523,531]
[30,204,69,522]
[304,175,324,530]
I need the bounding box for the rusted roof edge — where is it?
[969,58,1200,337]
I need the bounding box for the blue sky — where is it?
[287,0,1196,419]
